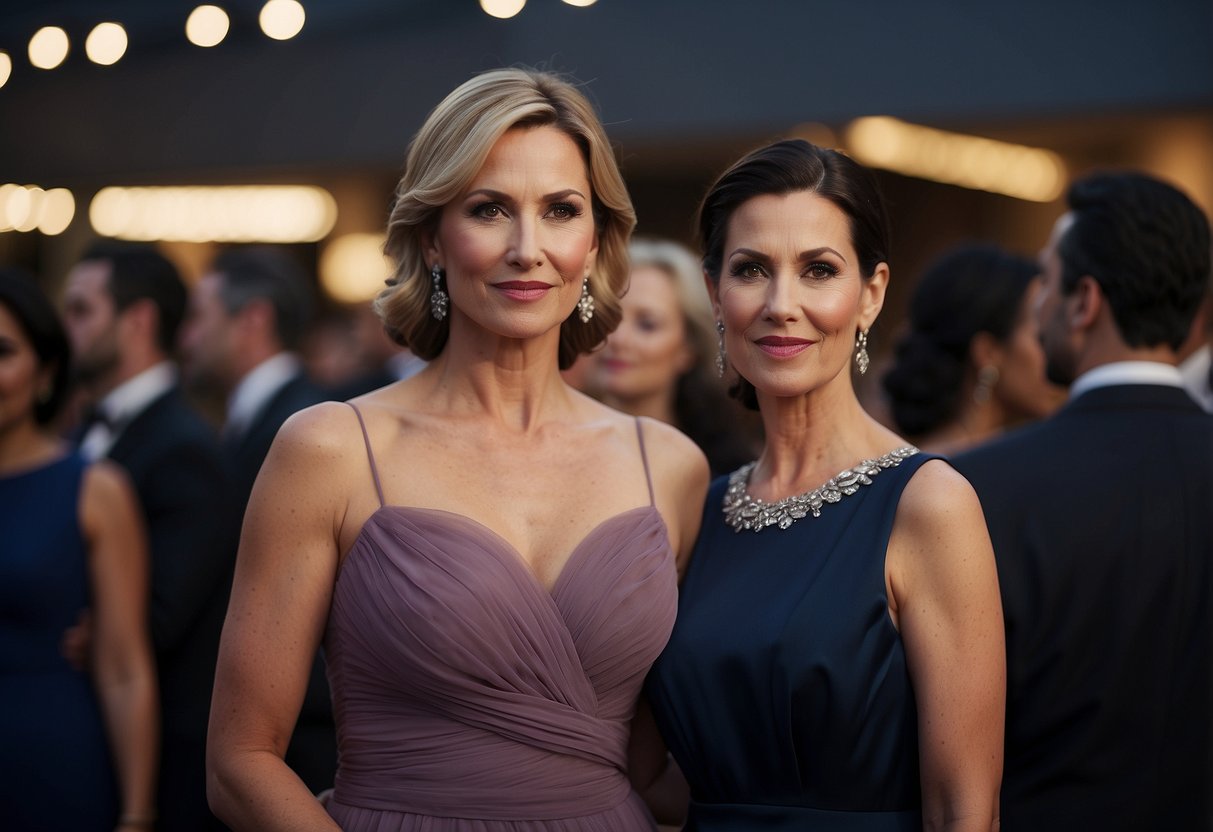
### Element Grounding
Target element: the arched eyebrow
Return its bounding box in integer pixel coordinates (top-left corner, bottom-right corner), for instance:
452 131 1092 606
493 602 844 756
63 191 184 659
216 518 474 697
464 188 587 203
727 246 847 264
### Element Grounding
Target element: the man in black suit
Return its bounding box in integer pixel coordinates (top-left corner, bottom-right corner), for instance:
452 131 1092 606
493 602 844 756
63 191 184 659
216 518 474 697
954 173 1212 831
62 241 240 832
179 246 337 795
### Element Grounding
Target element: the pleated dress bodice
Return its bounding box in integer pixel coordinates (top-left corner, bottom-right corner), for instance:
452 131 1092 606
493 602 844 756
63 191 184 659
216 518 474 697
324 408 675 831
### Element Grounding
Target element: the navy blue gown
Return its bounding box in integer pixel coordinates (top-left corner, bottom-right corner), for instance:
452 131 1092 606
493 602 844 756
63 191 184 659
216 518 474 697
0 453 119 831
647 450 935 831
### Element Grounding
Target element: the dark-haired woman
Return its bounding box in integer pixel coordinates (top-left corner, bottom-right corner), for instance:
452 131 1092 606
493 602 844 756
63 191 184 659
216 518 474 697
0 270 158 831
882 244 1066 454
644 141 1005 831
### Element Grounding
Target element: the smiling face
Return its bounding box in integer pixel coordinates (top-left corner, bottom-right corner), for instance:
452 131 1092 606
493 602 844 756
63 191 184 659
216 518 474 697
596 264 694 405
424 125 599 351
710 189 886 402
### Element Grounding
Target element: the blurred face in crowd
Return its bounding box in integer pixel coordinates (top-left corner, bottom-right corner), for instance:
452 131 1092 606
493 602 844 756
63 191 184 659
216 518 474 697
596 265 693 404
61 260 121 389
1036 213 1080 386
424 125 599 347
179 273 238 395
712 189 885 401
995 279 1068 418
0 302 46 433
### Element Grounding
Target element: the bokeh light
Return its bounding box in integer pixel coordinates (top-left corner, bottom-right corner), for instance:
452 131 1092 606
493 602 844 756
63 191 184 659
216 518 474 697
260 0 307 41
481 0 526 19
0 52 12 89
85 22 129 66
29 27 70 70
319 232 392 303
186 5 230 48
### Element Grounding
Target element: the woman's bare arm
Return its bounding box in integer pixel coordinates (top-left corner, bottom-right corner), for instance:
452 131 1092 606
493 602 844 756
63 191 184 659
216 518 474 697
889 460 1005 832
207 404 357 831
82 461 159 829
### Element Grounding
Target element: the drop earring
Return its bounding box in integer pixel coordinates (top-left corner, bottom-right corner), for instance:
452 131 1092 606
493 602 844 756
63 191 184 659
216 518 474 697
576 276 595 323
854 329 870 375
429 264 449 321
715 320 727 377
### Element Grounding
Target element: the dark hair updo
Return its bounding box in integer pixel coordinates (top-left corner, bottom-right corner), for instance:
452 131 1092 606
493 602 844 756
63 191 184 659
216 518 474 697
881 244 1038 436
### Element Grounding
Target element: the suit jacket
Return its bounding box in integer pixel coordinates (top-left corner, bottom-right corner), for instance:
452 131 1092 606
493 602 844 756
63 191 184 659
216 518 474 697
221 368 338 793
954 384 1213 831
224 371 328 510
104 385 240 830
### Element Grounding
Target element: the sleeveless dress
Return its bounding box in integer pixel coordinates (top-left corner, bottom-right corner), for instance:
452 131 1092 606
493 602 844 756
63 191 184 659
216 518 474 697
0 453 119 831
646 450 936 831
324 407 675 831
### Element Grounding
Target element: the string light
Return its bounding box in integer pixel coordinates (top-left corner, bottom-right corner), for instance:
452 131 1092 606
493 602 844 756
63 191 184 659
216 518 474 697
0 185 76 235
186 5 230 48
481 0 526 19
85 22 129 66
28 26 70 70
260 0 306 41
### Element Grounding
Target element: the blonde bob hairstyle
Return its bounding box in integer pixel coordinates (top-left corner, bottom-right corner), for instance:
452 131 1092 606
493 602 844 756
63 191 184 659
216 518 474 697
375 68 637 370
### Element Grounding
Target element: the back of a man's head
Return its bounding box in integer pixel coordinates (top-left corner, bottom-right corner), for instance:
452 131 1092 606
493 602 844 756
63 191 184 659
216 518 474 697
210 247 314 352
1058 172 1211 351
81 240 186 355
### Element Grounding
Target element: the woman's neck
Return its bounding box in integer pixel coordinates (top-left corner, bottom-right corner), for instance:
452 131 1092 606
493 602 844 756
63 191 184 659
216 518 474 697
0 421 63 475
749 380 901 501
420 329 578 432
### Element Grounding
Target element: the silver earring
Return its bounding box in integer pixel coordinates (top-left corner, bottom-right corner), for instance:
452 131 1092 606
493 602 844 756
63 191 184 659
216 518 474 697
854 329 870 375
973 365 1000 404
576 276 595 323
715 320 727 377
429 264 448 321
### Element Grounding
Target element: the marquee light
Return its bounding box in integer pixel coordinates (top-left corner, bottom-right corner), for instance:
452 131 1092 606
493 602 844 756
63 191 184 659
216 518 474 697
89 185 337 243
844 116 1066 202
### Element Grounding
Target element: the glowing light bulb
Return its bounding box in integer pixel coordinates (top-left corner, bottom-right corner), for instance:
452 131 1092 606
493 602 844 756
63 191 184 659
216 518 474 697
29 27 70 70
260 0 306 41
85 22 128 66
481 0 526 19
0 52 11 89
186 5 230 48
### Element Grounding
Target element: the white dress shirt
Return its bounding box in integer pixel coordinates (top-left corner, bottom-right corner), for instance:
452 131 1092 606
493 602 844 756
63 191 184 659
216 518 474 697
80 362 177 461
1068 361 1185 401
224 352 303 439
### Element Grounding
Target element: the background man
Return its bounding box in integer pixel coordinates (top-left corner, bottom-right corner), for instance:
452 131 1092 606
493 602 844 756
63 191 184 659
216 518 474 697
955 172 1212 831
63 240 239 831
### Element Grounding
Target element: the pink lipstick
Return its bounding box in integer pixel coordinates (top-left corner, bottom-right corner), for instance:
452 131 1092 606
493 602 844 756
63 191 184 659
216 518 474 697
493 281 552 301
755 336 815 357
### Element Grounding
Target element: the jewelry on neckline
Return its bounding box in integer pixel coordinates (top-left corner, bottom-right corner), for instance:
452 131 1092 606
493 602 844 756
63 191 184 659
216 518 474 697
722 446 919 533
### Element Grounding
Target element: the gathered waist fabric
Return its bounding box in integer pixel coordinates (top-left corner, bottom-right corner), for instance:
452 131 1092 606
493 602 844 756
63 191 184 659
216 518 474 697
333 712 632 819
688 800 921 831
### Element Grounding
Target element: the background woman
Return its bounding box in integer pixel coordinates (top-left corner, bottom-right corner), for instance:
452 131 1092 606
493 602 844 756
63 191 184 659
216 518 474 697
645 140 1005 831
592 238 761 474
881 244 1066 454
207 69 708 831
0 269 158 832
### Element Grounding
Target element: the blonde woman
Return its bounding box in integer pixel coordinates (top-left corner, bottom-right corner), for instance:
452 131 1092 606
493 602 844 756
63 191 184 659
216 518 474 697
207 69 708 831
593 239 761 474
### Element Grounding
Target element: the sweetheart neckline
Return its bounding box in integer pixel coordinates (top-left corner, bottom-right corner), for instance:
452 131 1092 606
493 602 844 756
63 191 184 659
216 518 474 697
341 503 667 597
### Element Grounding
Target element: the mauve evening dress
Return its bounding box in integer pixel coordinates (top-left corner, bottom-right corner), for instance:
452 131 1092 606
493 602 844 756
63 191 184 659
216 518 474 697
323 405 674 831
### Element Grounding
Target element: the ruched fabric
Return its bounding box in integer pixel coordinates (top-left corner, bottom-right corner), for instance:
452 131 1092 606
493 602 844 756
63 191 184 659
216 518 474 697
324 407 674 831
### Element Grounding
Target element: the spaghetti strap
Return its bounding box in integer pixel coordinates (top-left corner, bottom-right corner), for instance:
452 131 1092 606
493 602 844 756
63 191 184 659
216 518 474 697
346 402 385 508
634 418 656 507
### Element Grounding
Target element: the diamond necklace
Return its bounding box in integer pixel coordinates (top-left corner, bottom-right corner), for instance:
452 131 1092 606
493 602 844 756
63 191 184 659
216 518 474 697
722 446 920 533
